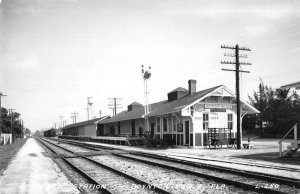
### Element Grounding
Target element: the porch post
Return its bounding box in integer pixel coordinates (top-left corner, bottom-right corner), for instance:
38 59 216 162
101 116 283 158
193 117 195 148
160 116 163 139
171 114 173 141
294 124 298 148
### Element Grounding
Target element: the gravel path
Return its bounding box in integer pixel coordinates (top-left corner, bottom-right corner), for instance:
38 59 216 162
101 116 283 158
120 154 298 193
67 157 157 194
89 155 245 194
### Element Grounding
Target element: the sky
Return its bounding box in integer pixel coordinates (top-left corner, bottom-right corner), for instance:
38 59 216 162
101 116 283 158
0 0 300 131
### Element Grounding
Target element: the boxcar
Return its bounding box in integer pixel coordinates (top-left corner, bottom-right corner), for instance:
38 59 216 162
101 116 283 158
44 129 56 137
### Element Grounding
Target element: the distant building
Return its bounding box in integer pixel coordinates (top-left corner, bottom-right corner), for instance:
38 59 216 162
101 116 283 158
62 116 110 136
280 81 300 92
98 79 259 147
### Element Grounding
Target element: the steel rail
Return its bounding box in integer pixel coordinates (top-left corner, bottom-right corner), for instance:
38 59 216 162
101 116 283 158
54 138 300 176
39 137 171 194
130 152 300 187
166 153 300 172
49 137 300 193
115 153 288 194
35 137 110 194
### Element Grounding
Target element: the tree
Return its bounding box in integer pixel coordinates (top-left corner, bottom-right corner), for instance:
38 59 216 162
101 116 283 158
246 79 300 137
25 128 31 135
0 108 15 134
247 79 275 136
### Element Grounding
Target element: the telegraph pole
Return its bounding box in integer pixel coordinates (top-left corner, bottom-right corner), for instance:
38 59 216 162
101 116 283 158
63 120 67 127
98 110 102 118
221 44 251 149
0 92 7 130
59 116 63 129
108 98 122 116
71 112 79 123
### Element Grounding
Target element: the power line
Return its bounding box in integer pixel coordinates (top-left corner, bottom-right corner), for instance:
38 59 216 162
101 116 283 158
221 44 252 150
71 111 79 124
108 98 122 116
58 115 63 129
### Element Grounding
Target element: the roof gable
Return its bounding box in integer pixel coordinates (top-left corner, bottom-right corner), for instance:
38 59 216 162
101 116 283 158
181 85 260 114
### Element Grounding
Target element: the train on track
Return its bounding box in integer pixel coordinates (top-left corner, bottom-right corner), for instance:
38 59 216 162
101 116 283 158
44 128 56 137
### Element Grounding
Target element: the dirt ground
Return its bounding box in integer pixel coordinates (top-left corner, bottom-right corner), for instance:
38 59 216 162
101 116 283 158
0 138 28 175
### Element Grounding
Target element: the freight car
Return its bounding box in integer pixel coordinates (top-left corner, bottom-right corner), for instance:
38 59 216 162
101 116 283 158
44 128 56 137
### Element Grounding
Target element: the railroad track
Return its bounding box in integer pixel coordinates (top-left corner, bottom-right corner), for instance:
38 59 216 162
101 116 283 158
46 137 300 194
36 137 171 194
168 153 300 173
52 138 300 173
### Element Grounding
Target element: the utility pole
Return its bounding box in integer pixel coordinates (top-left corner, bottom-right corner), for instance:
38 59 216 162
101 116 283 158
98 110 102 118
63 120 67 127
21 119 24 138
71 112 79 123
108 98 122 116
59 116 63 129
20 119 23 138
0 92 7 130
8 109 15 143
221 44 251 149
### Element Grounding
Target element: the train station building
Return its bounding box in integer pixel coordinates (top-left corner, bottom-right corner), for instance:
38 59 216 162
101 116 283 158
62 116 110 136
97 79 259 147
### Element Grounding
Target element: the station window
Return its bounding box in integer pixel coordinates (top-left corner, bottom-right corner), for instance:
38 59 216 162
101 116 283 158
203 113 209 130
157 117 161 132
163 117 168 132
228 114 233 129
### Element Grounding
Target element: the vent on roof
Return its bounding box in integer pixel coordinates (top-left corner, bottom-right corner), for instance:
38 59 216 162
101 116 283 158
128 102 143 111
167 87 188 102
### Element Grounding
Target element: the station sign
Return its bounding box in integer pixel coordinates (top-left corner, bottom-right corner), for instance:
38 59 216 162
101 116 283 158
210 108 226 112
205 104 232 109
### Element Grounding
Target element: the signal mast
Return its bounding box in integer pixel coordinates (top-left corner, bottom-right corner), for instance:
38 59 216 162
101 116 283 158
141 65 151 133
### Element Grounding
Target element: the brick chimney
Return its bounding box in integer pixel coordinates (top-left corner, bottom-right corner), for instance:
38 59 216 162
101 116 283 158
188 79 197 95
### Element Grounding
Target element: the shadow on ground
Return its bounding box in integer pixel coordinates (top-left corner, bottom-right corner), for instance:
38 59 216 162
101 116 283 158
234 151 300 165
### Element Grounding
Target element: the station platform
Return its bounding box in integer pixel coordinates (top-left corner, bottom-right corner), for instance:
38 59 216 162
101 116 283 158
0 138 79 194
57 137 300 180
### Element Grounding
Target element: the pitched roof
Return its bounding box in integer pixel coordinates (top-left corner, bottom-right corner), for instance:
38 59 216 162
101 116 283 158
146 85 222 117
99 85 222 124
62 116 109 129
280 81 300 89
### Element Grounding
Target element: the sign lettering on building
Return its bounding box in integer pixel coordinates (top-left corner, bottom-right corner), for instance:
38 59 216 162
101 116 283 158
210 108 226 112
205 104 232 109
